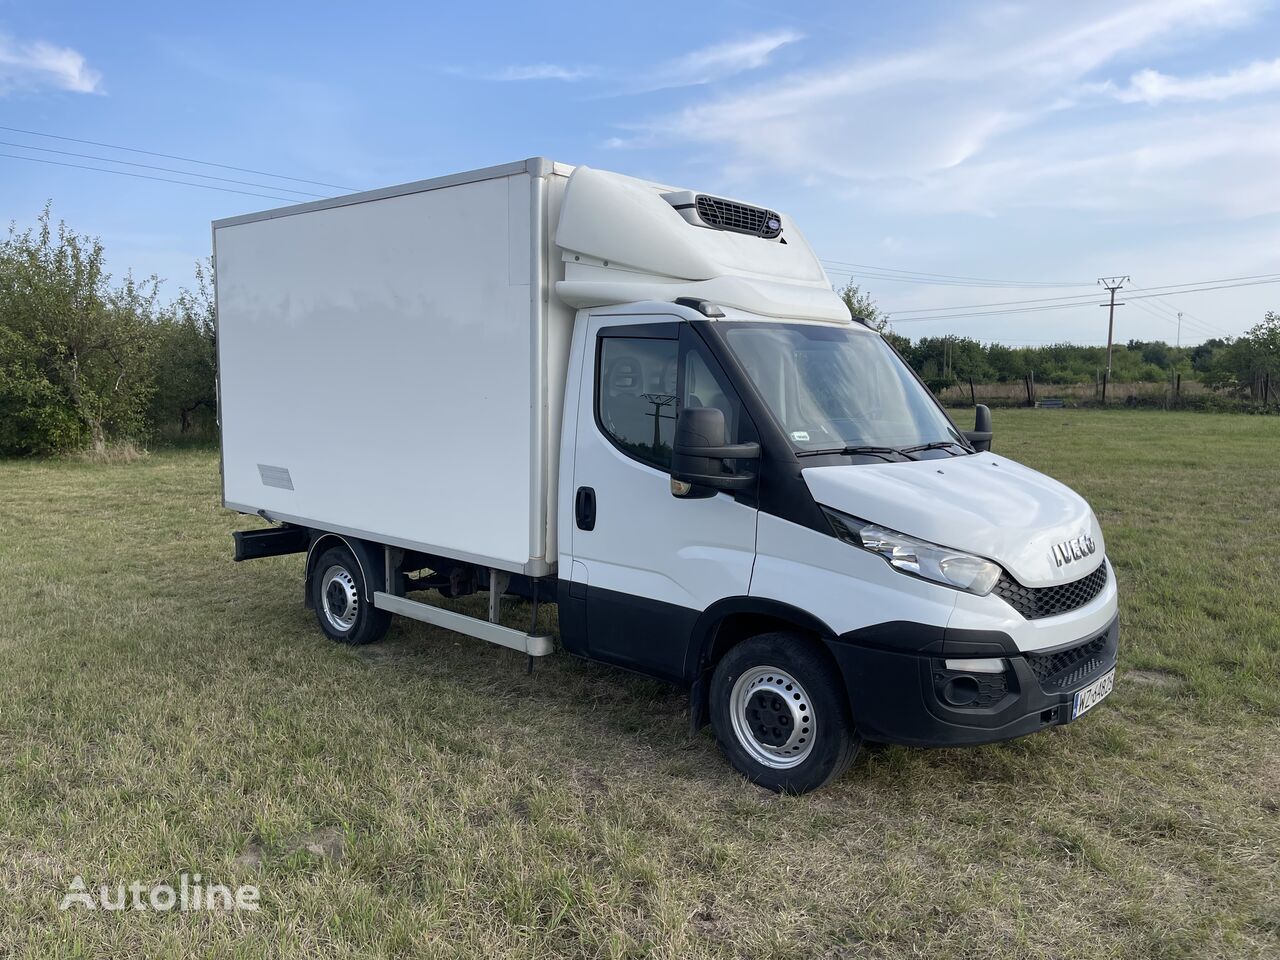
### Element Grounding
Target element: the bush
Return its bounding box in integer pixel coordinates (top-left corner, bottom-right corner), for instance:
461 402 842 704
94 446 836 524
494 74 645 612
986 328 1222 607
0 208 217 456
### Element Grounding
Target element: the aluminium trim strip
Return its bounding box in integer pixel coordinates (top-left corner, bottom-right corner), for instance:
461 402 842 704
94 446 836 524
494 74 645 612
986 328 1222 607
372 592 555 656
211 224 227 507
212 157 563 229
223 502 555 577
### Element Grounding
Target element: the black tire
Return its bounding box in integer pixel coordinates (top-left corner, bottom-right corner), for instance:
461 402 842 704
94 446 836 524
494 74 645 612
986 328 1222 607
309 544 391 646
710 632 860 794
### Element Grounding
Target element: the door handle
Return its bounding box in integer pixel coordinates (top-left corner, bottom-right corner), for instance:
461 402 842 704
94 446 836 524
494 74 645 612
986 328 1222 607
575 486 596 531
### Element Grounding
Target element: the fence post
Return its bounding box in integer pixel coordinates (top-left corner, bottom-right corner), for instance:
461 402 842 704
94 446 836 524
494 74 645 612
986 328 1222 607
1101 369 1108 406
969 377 976 407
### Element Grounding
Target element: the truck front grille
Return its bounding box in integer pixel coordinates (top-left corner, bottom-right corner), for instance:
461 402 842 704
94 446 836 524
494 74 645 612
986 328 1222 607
1026 633 1111 690
695 195 783 239
994 561 1108 620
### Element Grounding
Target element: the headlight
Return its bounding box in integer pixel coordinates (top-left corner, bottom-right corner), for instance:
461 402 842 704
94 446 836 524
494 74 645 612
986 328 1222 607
823 508 1002 596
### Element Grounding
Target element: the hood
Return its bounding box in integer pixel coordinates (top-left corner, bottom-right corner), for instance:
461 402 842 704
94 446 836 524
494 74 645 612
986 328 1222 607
802 453 1104 588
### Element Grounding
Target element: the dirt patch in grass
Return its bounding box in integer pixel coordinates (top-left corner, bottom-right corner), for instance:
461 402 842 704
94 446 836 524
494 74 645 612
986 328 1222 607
1125 668 1181 688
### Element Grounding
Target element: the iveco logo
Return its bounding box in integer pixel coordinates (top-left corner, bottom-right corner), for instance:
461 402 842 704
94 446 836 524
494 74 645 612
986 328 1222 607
1052 534 1096 567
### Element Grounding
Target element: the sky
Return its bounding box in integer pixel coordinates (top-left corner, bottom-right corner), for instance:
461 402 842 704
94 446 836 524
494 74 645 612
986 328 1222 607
2 0 1279 346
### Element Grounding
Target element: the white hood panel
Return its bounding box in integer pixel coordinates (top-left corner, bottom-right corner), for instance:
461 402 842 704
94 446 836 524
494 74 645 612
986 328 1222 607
802 454 1105 588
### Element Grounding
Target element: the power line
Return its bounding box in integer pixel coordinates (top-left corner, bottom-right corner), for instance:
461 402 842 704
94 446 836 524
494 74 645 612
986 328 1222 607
891 302 1104 323
0 139 332 199
1125 277 1232 338
0 153 304 203
821 257 1091 288
886 275 1280 322
1126 278 1280 301
825 267 1088 289
1128 272 1280 293
1129 295 1222 340
886 290 1102 315
0 124 359 192
1124 306 1213 347
823 267 1089 289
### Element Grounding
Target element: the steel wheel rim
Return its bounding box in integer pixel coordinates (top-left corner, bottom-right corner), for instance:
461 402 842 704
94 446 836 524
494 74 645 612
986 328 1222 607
320 564 359 633
729 665 816 769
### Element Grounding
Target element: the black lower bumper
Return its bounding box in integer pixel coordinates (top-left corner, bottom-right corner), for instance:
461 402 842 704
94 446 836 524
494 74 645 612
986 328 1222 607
826 614 1120 747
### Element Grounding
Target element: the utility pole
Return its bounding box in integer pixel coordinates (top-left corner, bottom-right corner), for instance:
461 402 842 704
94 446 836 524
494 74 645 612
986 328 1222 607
1097 276 1128 377
1176 311 1182 349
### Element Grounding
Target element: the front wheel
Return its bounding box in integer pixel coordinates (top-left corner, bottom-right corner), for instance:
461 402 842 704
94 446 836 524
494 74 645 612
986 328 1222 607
710 633 860 793
309 544 390 645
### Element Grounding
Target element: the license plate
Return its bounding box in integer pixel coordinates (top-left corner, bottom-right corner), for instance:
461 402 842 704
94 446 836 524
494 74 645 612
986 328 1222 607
1071 669 1115 720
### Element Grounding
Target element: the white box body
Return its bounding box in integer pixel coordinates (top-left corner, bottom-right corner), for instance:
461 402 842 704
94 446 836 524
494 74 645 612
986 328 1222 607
214 159 574 575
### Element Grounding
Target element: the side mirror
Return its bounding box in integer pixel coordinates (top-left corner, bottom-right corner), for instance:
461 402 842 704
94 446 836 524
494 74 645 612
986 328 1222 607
964 403 993 452
671 407 760 497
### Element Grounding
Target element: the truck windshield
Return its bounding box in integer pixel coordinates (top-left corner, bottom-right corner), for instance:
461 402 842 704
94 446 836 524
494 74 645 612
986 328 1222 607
721 323 965 455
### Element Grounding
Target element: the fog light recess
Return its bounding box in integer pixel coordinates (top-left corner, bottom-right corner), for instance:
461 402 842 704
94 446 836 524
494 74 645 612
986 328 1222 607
942 675 981 706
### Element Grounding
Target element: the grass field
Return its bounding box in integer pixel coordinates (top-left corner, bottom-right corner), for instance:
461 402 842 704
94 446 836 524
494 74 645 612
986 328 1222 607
1 409 1277 959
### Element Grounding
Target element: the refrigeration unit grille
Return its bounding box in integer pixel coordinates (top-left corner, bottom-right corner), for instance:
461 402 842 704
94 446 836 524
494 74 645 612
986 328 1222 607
694 195 784 239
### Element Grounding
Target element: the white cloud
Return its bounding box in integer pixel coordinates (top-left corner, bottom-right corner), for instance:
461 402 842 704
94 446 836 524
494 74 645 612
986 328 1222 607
478 30 800 93
486 63 594 82
633 30 803 92
617 0 1272 219
0 33 102 95
1109 58 1280 103
886 102 1280 219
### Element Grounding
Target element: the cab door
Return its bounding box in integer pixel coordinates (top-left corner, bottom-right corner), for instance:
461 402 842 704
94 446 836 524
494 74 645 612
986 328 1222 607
567 314 758 682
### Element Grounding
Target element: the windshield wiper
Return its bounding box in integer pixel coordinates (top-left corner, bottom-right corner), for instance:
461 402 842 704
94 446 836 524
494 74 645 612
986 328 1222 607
900 440 969 455
797 443 962 461
835 445 912 462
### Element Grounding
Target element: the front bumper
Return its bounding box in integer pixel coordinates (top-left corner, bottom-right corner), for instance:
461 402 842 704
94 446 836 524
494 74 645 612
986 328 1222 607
826 613 1120 747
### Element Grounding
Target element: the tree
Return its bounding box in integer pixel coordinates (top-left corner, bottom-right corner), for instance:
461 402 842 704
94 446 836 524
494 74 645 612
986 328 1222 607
836 281 884 329
148 258 217 435
1200 313 1278 398
1126 338 1175 370
1236 312 1279 398
1190 338 1230 373
0 207 158 455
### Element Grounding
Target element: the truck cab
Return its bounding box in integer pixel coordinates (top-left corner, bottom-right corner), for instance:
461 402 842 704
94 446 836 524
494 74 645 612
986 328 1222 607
555 299 1117 792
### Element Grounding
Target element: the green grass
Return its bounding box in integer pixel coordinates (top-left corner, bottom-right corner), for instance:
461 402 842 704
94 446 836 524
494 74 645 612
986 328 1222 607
0 409 1277 959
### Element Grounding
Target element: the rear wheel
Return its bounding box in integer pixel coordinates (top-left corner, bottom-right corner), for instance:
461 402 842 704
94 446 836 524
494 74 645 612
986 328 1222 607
710 632 859 793
309 544 390 645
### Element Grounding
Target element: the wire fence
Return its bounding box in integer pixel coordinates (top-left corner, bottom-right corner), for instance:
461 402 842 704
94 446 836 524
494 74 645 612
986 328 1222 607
937 377 1275 411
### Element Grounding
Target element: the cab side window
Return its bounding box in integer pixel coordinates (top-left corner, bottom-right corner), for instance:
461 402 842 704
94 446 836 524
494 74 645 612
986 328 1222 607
597 336 679 470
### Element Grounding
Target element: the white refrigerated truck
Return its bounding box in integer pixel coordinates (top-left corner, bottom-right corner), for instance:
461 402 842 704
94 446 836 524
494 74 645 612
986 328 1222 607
215 159 1118 792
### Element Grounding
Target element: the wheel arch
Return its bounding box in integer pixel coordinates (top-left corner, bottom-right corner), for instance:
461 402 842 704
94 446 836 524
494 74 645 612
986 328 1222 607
685 597 839 732
303 532 385 608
